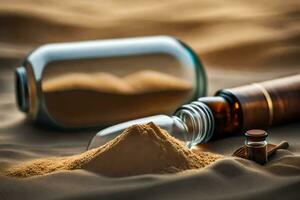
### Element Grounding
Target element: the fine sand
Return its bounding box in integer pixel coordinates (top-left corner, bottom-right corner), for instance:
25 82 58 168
4 123 221 178
0 0 300 200
42 71 192 126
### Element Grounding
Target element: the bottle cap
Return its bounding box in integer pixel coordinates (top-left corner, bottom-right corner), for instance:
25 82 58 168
245 129 268 140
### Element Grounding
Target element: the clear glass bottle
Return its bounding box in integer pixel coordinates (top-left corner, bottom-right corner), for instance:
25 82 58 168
88 75 300 149
15 36 207 129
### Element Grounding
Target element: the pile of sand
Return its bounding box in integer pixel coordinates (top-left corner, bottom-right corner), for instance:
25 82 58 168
5 122 221 178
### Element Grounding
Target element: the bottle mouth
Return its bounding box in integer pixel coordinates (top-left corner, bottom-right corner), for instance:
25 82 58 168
15 66 29 112
174 101 215 145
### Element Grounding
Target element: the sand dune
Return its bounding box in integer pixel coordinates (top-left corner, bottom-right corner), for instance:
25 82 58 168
43 70 192 93
0 0 299 70
41 70 193 126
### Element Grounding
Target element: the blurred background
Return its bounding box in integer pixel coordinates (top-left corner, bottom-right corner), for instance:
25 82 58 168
0 0 299 96
0 0 299 169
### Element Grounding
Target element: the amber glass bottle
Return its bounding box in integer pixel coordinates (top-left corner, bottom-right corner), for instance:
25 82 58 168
175 74 300 144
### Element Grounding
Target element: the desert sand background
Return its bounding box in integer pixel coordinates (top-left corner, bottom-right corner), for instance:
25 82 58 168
1 0 300 88
0 1 299 200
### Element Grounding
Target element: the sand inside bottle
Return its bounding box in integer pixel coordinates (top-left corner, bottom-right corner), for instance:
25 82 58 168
42 70 193 126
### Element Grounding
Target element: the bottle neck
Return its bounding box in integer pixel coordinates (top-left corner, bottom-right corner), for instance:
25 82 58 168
173 100 215 146
173 95 242 145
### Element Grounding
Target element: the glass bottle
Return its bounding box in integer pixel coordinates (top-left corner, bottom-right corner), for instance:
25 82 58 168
15 36 206 129
245 129 268 165
88 74 300 149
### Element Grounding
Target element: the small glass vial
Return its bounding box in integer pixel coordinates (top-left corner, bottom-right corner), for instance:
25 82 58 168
245 129 268 165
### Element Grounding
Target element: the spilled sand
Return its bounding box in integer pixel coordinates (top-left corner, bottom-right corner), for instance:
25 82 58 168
4 123 221 178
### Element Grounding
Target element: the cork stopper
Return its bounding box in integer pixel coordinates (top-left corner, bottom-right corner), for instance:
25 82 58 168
245 129 268 140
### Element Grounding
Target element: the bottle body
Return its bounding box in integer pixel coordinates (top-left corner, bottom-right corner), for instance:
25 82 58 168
15 36 207 129
218 75 300 130
244 129 268 165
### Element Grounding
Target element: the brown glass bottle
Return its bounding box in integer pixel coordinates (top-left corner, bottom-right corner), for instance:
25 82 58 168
174 74 300 143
